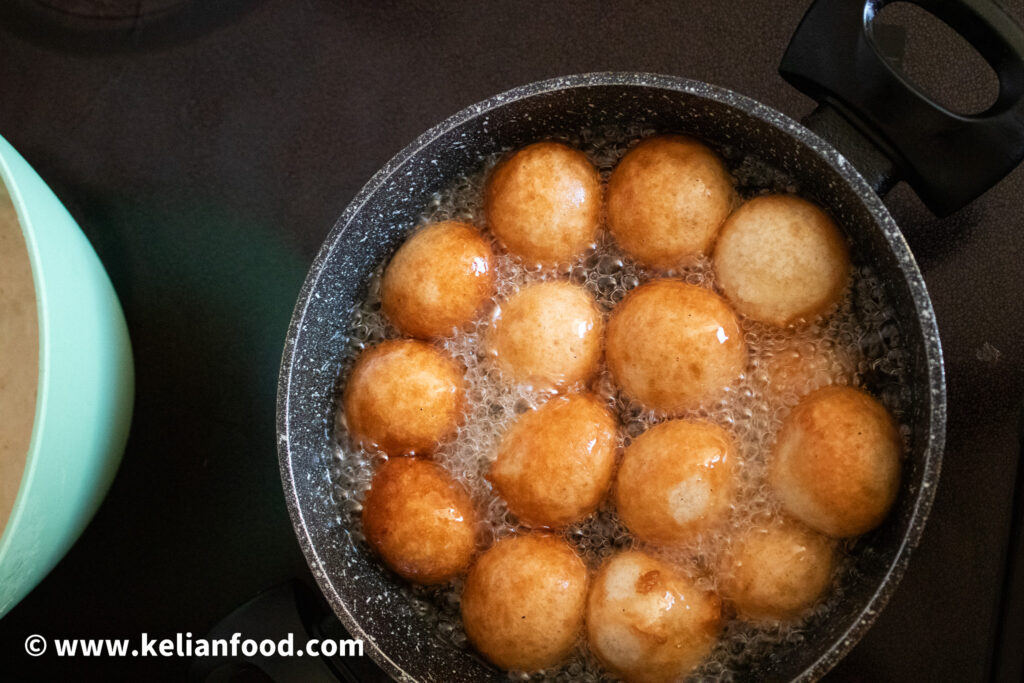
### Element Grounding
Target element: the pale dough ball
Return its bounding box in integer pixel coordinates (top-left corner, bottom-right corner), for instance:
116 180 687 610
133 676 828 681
487 280 603 391
362 457 477 585
607 135 736 270
461 534 588 672
490 393 617 528
713 194 851 326
615 420 739 546
381 220 495 338
587 550 722 682
342 339 465 455
718 516 835 621
606 280 746 414
484 141 602 265
770 386 902 537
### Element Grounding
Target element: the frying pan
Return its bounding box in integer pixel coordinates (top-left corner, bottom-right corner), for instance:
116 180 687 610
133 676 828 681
277 0 1024 679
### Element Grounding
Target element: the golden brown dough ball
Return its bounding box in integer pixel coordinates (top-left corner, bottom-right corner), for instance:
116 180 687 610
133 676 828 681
615 420 739 546
587 550 721 682
769 386 902 537
484 141 601 266
757 337 855 403
713 194 851 326
461 534 588 672
381 220 495 338
361 457 477 585
606 280 746 414
342 339 465 455
487 280 603 391
489 393 617 528
718 516 835 621
607 135 736 270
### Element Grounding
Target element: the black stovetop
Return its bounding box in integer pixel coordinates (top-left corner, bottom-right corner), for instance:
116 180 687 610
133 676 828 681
0 1 1021 681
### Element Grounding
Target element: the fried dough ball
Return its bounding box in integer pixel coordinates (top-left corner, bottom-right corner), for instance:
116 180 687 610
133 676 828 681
484 141 601 265
770 386 902 537
607 135 736 270
487 280 603 391
342 339 465 455
615 420 739 546
361 457 477 585
713 194 851 326
757 337 855 403
606 280 746 414
587 550 722 682
490 393 617 528
381 221 495 338
461 534 588 672
718 517 835 621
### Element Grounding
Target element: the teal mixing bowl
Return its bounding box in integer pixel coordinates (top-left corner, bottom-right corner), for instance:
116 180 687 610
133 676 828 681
0 134 134 618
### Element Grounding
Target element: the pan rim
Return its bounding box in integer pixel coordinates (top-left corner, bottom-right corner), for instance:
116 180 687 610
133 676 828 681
276 71 946 683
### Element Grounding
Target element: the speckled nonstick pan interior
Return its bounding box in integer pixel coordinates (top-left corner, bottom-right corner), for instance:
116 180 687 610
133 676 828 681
277 72 949 682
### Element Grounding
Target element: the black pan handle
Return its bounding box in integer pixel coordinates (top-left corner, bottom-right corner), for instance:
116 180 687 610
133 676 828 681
779 0 1024 216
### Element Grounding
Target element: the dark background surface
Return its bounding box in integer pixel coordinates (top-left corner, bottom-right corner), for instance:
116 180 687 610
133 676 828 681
0 0 1022 681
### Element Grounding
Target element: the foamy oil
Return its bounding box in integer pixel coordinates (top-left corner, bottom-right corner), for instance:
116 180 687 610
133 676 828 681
326 126 912 682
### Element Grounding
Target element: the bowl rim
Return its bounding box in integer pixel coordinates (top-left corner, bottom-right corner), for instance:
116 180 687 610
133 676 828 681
0 145 52 551
276 71 947 682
